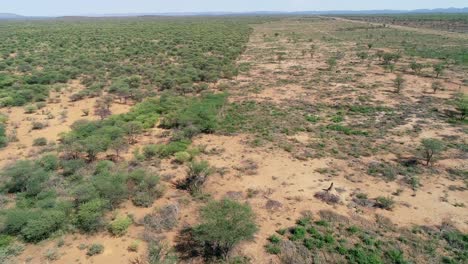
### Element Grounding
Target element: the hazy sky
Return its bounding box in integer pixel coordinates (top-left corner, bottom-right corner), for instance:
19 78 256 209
2 0 467 16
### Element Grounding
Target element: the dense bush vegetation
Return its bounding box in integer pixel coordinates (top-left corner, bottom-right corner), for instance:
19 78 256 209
0 18 253 106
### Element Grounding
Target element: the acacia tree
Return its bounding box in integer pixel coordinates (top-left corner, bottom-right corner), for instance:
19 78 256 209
109 137 129 159
193 199 257 259
420 138 445 166
433 63 445 78
124 121 143 144
410 61 423 75
394 74 405 93
94 97 113 120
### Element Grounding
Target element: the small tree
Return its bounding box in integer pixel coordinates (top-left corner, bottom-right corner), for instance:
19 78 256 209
193 199 257 259
94 104 111 120
176 160 212 195
431 81 443 94
109 137 129 158
455 94 467 120
420 138 445 166
327 56 337 71
410 61 423 75
393 74 405 93
124 121 143 144
433 63 445 78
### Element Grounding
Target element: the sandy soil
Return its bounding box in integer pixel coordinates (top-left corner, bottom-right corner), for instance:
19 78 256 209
0 80 131 167
9 17 468 264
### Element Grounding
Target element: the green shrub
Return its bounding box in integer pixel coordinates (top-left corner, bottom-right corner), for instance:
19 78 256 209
268 235 281 244
3 209 41 235
128 170 161 207
31 121 46 130
87 243 104 256
94 160 115 175
265 244 281 254
20 210 66 242
0 235 14 248
375 196 395 210
174 151 192 163
128 240 140 252
32 137 47 146
176 160 212 195
75 199 107 233
193 199 257 259
454 94 467 120
143 140 191 159
36 154 59 171
60 159 86 176
290 226 306 241
108 216 132 236
24 105 37 114
92 172 128 208
2 160 49 197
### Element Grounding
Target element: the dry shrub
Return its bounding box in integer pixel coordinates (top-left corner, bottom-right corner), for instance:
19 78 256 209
318 210 350 225
314 191 340 204
234 159 258 175
279 240 313 264
143 204 179 233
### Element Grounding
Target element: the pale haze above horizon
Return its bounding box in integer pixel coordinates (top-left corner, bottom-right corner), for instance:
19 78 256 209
1 0 467 16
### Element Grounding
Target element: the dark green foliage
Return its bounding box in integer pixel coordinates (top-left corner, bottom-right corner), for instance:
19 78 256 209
36 154 59 171
442 230 468 261
0 123 7 148
326 124 368 136
193 199 257 259
454 94 467 121
20 210 66 242
2 160 50 197
263 213 465 263
159 93 228 138
127 169 161 207
0 18 252 106
2 209 65 242
60 159 86 176
91 171 128 209
290 226 307 241
143 139 191 159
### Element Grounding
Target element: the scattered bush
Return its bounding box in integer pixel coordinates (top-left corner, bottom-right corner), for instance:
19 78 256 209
432 81 443 93
419 138 445 166
314 191 341 204
87 243 104 256
75 198 107 233
32 137 47 146
108 216 132 236
128 169 161 207
143 204 179 233
31 121 47 130
393 74 405 93
375 196 395 210
176 160 212 195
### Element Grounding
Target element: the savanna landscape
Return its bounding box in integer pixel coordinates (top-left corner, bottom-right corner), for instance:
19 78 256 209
0 13 467 264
